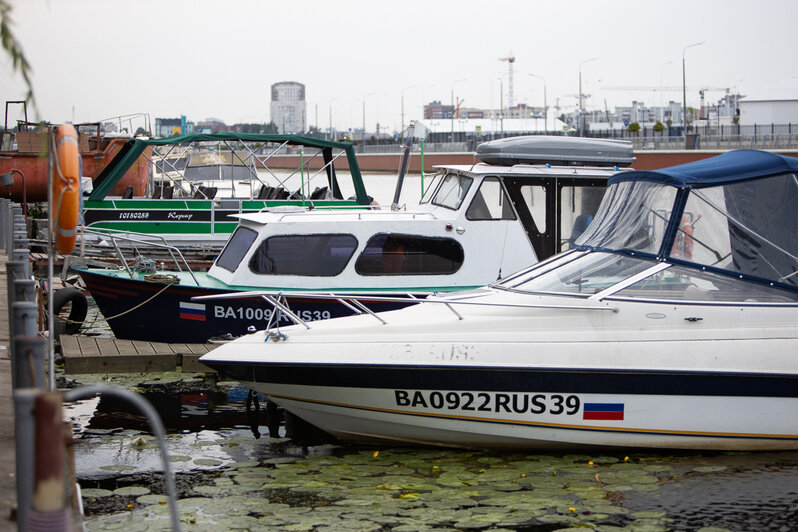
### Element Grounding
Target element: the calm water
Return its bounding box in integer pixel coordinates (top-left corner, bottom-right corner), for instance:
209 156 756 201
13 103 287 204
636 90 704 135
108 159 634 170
62 370 798 532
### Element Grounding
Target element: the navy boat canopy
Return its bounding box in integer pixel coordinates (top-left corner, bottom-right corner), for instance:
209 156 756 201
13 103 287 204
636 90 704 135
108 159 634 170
609 149 798 188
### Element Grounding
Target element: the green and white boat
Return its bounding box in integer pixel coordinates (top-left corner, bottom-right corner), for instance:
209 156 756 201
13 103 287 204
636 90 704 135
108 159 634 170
81 133 373 251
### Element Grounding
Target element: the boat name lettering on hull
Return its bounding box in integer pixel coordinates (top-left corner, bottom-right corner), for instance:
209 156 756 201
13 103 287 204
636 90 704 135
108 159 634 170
394 390 580 415
213 305 331 322
167 212 193 220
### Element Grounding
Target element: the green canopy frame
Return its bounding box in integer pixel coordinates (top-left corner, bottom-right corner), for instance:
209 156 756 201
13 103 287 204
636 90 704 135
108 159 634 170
88 133 369 204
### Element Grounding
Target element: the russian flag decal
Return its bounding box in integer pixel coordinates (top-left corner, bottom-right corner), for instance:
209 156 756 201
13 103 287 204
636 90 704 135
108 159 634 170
583 402 624 421
179 301 206 321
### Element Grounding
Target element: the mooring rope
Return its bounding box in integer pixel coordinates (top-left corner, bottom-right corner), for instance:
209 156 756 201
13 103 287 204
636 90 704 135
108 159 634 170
48 274 179 326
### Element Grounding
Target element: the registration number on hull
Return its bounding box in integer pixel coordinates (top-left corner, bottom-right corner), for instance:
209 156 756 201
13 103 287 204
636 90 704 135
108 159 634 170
394 390 581 416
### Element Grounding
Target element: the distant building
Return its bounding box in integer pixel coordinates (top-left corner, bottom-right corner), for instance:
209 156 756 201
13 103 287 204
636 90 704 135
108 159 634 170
424 101 455 119
195 118 229 134
155 116 193 137
739 77 798 125
270 81 306 134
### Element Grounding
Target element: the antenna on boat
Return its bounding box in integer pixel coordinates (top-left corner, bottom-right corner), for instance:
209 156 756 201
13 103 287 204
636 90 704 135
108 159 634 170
391 121 426 211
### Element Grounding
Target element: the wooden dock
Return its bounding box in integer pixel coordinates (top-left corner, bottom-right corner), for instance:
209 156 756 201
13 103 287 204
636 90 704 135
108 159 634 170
60 335 218 374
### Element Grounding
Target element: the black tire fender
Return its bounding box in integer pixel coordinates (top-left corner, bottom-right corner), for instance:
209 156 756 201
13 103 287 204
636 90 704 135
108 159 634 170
52 286 88 336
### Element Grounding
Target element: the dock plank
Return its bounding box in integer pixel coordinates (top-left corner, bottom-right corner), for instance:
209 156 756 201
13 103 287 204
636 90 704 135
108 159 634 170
186 343 211 355
61 335 216 374
149 342 177 355
60 335 81 357
114 340 136 356
131 341 156 355
95 338 119 356
78 337 101 356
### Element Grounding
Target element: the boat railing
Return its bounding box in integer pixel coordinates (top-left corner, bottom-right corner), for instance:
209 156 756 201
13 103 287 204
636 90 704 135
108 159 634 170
75 226 200 285
192 290 618 330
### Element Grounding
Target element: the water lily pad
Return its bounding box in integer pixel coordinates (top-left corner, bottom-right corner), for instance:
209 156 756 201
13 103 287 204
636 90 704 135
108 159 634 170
167 455 191 462
113 486 150 496
693 465 727 473
135 494 168 505
81 488 114 498
194 458 223 466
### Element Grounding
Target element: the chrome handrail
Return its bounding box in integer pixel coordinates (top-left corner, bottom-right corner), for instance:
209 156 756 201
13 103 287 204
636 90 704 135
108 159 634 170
76 226 200 285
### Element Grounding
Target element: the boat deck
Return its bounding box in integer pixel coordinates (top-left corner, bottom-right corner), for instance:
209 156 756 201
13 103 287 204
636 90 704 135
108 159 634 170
60 335 217 374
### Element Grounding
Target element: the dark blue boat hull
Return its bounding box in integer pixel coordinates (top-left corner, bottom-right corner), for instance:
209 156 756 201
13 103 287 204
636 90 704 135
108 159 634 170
78 270 412 343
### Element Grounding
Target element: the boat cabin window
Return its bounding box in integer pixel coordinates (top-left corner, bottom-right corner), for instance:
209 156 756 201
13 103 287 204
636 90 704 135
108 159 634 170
466 177 516 220
419 173 443 204
560 186 607 252
516 185 547 232
431 173 473 210
355 233 464 275
248 234 358 276
215 226 259 272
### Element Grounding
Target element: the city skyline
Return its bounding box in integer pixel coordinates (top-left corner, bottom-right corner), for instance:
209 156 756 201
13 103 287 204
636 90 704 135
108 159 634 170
1 0 796 134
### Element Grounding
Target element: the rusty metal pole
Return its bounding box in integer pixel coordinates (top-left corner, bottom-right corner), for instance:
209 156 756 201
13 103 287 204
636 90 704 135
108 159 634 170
29 392 72 530
12 335 46 389
13 389 38 532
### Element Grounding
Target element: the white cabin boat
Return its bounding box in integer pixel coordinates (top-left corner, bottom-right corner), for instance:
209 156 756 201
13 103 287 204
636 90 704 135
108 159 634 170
76 136 633 343
200 149 798 450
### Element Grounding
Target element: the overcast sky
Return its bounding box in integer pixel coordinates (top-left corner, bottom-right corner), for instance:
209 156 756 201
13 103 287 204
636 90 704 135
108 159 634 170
2 0 796 133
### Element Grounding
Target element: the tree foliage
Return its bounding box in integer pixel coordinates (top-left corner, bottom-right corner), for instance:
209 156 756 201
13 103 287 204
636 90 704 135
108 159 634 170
653 121 665 133
1 1 36 113
627 121 641 134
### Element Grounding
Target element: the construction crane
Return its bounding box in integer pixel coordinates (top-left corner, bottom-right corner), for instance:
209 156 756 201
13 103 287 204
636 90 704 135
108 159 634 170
499 54 516 111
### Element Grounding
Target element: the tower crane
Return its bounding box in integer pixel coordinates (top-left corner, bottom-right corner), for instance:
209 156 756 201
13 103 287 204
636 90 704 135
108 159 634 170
499 54 516 111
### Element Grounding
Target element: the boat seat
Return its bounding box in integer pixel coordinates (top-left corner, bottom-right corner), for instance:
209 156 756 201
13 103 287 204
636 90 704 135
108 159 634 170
162 185 174 199
310 186 329 200
193 186 218 199
569 213 593 242
122 185 134 199
257 185 274 199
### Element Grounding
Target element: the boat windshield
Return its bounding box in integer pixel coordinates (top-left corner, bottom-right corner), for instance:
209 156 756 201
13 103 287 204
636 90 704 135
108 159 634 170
499 251 798 303
431 173 473 210
573 180 678 256
575 173 798 289
419 173 443 204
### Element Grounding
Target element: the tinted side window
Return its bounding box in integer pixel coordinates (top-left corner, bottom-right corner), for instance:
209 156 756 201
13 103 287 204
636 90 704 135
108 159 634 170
355 234 464 276
215 226 258 272
248 234 358 276
466 177 517 220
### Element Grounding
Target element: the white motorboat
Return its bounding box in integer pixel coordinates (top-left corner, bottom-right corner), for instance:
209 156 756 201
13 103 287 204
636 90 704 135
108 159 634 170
76 136 631 342
200 149 798 450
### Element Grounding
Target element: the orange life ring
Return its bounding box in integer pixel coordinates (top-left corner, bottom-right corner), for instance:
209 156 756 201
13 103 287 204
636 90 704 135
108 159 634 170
671 214 694 260
52 124 80 254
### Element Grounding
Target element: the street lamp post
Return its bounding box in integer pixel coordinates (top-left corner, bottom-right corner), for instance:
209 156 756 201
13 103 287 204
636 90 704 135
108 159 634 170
328 98 339 140
578 57 599 137
660 61 672 122
529 73 547 134
682 41 705 146
450 78 466 144
401 85 416 139
362 92 376 152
